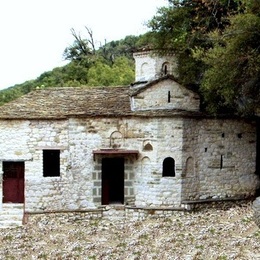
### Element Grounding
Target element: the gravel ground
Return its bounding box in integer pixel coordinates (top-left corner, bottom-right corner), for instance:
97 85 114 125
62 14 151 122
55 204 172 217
0 201 259 260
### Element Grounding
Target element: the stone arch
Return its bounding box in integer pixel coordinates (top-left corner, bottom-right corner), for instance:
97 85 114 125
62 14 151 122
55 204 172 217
141 62 148 76
141 156 151 175
143 140 153 151
185 156 194 176
110 131 123 148
162 62 170 76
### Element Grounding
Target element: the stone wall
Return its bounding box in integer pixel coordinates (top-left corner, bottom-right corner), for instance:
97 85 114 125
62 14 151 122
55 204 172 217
0 120 31 161
133 51 178 81
0 116 185 211
0 116 258 213
131 80 200 112
73 116 184 208
19 120 71 212
133 118 183 207
182 118 258 201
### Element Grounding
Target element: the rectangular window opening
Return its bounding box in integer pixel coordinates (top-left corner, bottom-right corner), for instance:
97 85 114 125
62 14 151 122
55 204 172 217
43 150 60 177
220 155 223 169
168 91 171 103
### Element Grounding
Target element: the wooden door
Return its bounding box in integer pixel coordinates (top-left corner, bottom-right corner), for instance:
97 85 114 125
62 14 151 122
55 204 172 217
3 162 24 203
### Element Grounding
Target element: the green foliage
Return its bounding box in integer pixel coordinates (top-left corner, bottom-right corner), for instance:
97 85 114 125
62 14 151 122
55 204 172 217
148 0 243 90
148 0 259 115
87 59 114 86
2 1 259 116
110 57 135 85
200 10 260 115
0 81 32 106
87 57 134 86
98 35 142 63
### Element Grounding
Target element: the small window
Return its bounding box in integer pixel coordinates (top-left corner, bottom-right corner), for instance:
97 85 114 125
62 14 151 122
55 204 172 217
43 150 60 177
162 157 175 177
168 91 171 103
162 62 170 76
164 64 168 74
220 154 223 169
237 133 242 139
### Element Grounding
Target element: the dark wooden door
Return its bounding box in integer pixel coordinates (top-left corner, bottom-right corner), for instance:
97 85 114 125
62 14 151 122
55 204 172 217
3 162 24 203
102 158 124 205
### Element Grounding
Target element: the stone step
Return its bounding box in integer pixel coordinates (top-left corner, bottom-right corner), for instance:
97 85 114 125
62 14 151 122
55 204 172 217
2 203 24 209
0 220 23 228
1 208 24 215
0 203 24 228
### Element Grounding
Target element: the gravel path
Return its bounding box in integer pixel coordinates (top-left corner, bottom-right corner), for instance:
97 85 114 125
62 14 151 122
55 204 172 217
0 201 259 259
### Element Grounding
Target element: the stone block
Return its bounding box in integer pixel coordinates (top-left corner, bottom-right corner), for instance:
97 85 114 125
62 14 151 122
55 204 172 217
93 197 101 203
93 181 101 187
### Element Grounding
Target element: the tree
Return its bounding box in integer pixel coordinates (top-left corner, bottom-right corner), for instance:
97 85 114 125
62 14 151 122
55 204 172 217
198 0 260 115
147 0 260 115
63 27 97 68
98 35 141 64
147 0 244 89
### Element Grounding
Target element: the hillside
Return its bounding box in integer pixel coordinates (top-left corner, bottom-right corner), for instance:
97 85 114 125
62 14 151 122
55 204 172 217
0 200 259 259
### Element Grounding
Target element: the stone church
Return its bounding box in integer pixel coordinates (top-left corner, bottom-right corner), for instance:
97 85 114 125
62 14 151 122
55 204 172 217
0 50 259 216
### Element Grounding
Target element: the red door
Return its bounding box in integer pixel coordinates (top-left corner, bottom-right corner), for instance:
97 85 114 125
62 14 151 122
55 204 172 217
3 162 24 203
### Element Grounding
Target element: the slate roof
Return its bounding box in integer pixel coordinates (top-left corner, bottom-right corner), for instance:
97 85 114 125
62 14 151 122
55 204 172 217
0 87 131 119
0 85 203 120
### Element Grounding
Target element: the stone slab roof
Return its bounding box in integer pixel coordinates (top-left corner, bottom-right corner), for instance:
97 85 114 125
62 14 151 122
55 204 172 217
0 86 203 120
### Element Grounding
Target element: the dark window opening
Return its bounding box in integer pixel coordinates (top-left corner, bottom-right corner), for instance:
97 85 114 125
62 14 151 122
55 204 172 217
162 62 170 76
168 91 171 103
43 150 60 177
205 148 207 152
162 157 175 177
237 133 242 138
164 64 168 75
222 133 225 138
220 155 223 169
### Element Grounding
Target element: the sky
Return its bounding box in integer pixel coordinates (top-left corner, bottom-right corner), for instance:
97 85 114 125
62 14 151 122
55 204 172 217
0 0 168 90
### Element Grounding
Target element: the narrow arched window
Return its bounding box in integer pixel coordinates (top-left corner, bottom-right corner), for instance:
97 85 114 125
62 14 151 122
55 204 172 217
162 62 170 76
164 64 168 74
162 157 175 177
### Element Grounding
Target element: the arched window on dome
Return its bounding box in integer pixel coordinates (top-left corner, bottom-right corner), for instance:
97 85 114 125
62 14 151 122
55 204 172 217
162 62 170 76
141 62 148 76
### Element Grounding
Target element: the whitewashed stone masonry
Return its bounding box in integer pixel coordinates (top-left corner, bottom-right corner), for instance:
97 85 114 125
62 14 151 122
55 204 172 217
0 50 258 214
